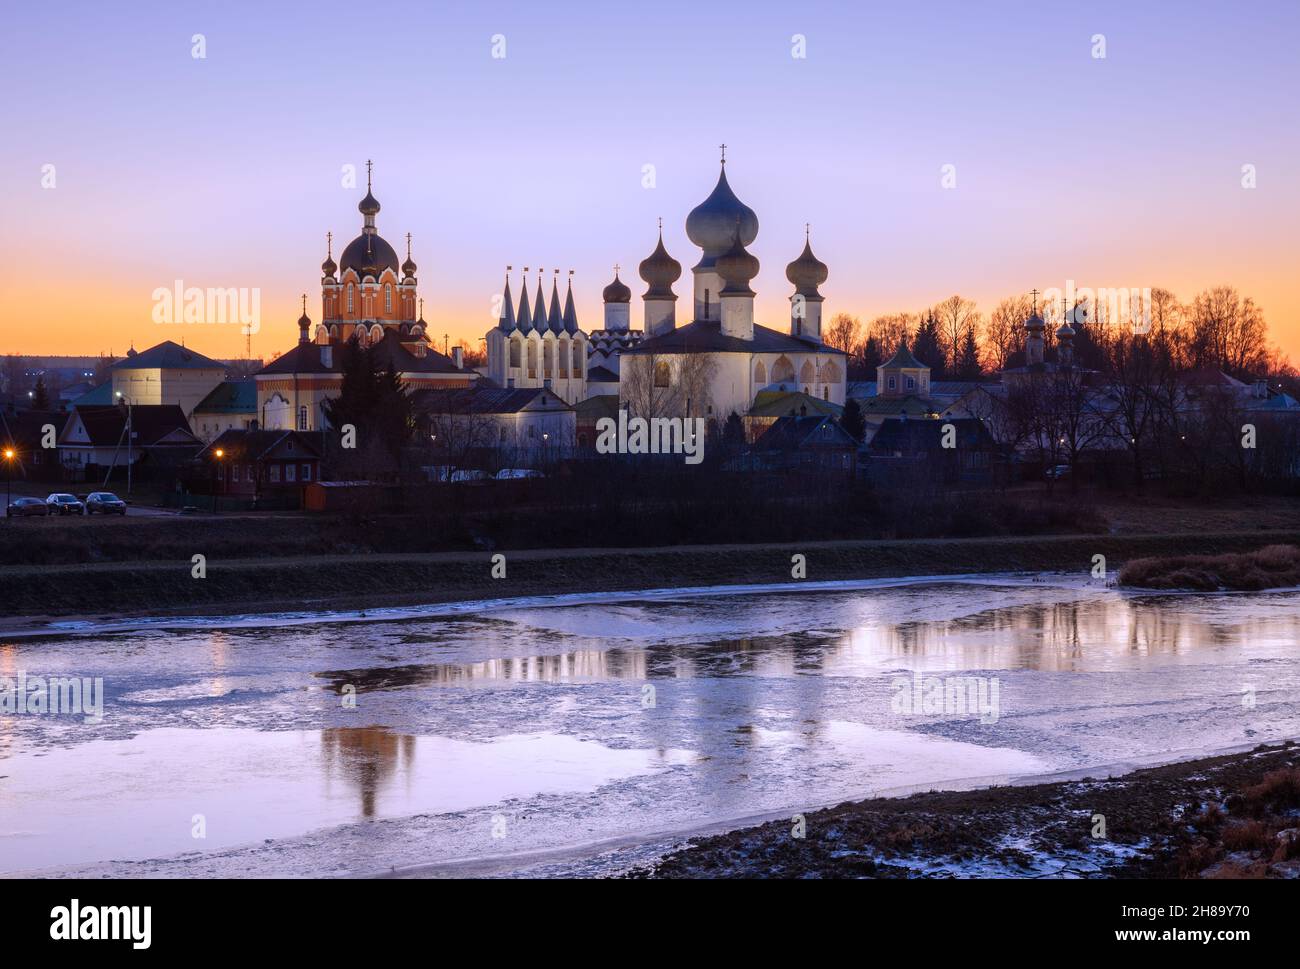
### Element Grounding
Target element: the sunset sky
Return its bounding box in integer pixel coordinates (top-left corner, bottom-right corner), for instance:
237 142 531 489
2 0 1297 363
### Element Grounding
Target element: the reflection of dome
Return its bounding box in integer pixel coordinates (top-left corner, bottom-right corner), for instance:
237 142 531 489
602 271 631 303
339 233 400 278
716 230 759 296
638 232 681 300
686 165 758 263
785 237 828 297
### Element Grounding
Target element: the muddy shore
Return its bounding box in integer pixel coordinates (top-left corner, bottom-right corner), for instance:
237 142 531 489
3 529 1299 630
627 742 1300 878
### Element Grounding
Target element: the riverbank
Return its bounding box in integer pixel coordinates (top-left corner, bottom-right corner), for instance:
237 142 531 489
628 742 1300 878
4 529 1300 630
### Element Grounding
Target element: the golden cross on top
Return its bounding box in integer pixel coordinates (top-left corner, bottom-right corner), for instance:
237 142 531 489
326 231 332 256
614 264 620 275
365 159 373 190
719 143 727 164
1030 287 1039 311
300 293 307 313
805 222 810 240
406 232 412 258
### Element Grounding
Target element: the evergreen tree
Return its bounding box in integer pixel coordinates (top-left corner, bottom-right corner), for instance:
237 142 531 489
860 335 884 375
840 398 866 442
722 411 745 452
32 375 49 409
911 312 944 376
956 327 982 379
321 340 413 478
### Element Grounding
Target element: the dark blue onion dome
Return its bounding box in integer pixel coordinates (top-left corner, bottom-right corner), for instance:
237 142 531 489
785 236 828 297
602 270 631 304
321 254 337 276
402 254 417 277
339 233 399 278
639 231 681 300
358 190 380 216
716 227 760 296
686 164 758 265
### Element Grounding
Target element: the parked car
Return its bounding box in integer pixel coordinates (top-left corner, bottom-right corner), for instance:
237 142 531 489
1044 464 1072 480
6 496 51 518
45 493 86 515
496 468 544 480
449 469 491 483
86 491 128 515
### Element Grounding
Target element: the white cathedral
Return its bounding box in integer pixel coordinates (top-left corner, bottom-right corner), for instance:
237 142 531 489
484 154 847 424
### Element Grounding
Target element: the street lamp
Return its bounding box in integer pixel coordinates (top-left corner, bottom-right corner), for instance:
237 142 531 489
212 448 224 515
115 391 134 496
3 447 14 514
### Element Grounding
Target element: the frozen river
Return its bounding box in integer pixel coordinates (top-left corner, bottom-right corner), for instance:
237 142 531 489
2 574 1299 877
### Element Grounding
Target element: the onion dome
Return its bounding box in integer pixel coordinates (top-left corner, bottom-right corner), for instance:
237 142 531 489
297 295 311 343
339 233 399 278
358 190 380 217
686 163 758 265
321 232 337 277
639 229 681 300
1025 309 1046 331
1056 320 1075 339
321 255 337 277
716 227 760 296
402 233 417 277
785 233 828 298
602 271 631 303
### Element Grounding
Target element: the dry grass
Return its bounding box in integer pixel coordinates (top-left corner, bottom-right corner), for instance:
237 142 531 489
1119 544 1300 591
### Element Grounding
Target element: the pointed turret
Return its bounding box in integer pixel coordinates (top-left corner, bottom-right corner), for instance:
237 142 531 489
547 272 563 333
498 267 516 331
517 268 533 332
562 272 579 334
532 270 547 333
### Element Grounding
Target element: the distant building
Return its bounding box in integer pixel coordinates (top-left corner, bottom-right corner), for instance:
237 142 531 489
58 403 202 480
412 386 575 473
868 416 1005 484
192 379 257 442
197 429 324 499
747 414 858 473
109 341 227 424
484 267 589 404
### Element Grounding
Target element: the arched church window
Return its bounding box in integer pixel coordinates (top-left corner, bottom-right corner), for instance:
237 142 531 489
822 361 841 385
384 285 393 314
754 361 767 385
772 356 795 383
510 339 522 368
370 324 384 343
527 342 538 379
572 343 582 372
800 360 815 385
654 361 670 388
544 343 553 377
346 285 354 315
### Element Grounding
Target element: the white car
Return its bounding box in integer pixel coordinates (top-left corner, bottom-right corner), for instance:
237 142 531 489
496 468 543 480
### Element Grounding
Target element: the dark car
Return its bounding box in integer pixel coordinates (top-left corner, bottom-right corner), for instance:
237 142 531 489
6 496 51 518
45 493 86 515
86 492 128 515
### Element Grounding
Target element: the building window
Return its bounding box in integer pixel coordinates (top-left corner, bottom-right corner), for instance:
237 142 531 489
270 464 280 482
346 285 354 314
907 377 915 390
302 464 312 481
654 361 670 388
888 376 896 390
510 339 521 368
384 285 393 313
232 463 240 482
286 464 296 482
298 406 307 430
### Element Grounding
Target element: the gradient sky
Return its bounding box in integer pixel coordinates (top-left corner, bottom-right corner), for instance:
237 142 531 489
2 0 1297 362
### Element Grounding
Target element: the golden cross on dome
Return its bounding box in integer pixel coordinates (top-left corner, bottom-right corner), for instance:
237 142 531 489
326 231 332 257
300 293 307 313
365 159 373 190
657 216 663 231
1030 288 1039 312
719 143 727 164
805 222 810 240
614 263 620 275
406 232 412 258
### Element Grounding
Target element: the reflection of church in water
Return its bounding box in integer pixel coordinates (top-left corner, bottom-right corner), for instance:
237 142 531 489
321 726 416 819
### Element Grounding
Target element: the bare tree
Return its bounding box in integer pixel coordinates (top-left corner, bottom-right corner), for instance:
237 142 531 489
622 352 717 420
986 295 1030 372
824 313 861 356
933 295 979 373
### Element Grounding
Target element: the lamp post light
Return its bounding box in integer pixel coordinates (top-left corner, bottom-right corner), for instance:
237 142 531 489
3 447 14 514
115 391 134 496
212 448 224 515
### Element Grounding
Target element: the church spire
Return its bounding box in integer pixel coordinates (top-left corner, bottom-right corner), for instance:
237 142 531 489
533 268 547 333
547 270 563 333
498 266 516 330
517 267 533 332
562 270 579 333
